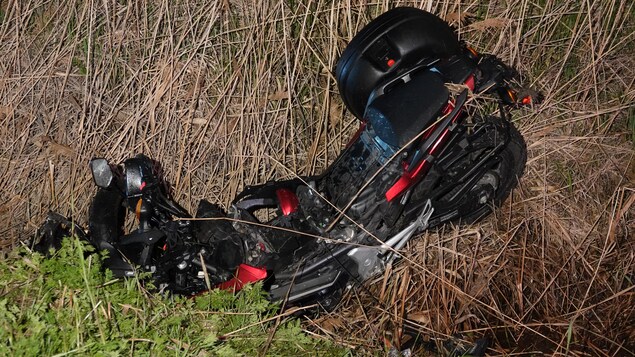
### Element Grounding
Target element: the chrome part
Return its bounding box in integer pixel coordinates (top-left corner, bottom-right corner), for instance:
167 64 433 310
346 199 434 280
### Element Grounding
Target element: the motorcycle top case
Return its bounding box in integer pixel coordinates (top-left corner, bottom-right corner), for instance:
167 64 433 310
335 7 461 120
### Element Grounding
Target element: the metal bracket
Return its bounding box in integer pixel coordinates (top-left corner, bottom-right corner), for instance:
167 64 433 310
347 199 434 280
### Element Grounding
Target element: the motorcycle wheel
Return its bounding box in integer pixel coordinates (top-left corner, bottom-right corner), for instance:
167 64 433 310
413 116 527 228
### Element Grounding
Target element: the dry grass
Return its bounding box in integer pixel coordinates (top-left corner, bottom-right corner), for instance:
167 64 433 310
1 0 633 355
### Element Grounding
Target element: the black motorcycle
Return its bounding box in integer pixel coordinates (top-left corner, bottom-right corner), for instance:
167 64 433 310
36 7 537 310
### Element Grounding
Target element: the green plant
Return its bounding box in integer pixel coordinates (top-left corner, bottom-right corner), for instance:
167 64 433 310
0 238 346 356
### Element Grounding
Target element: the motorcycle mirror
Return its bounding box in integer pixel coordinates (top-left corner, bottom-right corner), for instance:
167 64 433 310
89 158 114 188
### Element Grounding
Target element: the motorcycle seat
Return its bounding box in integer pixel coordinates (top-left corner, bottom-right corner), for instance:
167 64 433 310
364 70 449 148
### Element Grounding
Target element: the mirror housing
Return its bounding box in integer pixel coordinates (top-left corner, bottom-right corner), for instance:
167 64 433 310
89 158 114 189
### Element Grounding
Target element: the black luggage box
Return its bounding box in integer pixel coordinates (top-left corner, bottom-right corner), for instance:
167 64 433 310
335 7 461 119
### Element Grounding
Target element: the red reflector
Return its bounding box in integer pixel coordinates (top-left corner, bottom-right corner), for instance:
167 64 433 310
216 264 268 292
276 188 299 216
387 59 395 67
522 96 532 105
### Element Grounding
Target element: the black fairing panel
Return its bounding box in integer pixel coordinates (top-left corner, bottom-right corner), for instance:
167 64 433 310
365 70 448 147
335 7 460 119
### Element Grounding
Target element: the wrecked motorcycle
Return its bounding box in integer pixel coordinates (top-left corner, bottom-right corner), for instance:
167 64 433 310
36 7 537 310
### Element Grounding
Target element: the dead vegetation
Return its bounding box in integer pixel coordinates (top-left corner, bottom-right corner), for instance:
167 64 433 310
0 0 633 355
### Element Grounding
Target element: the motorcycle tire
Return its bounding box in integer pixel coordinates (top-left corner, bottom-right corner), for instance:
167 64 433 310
395 117 526 230
431 117 526 226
